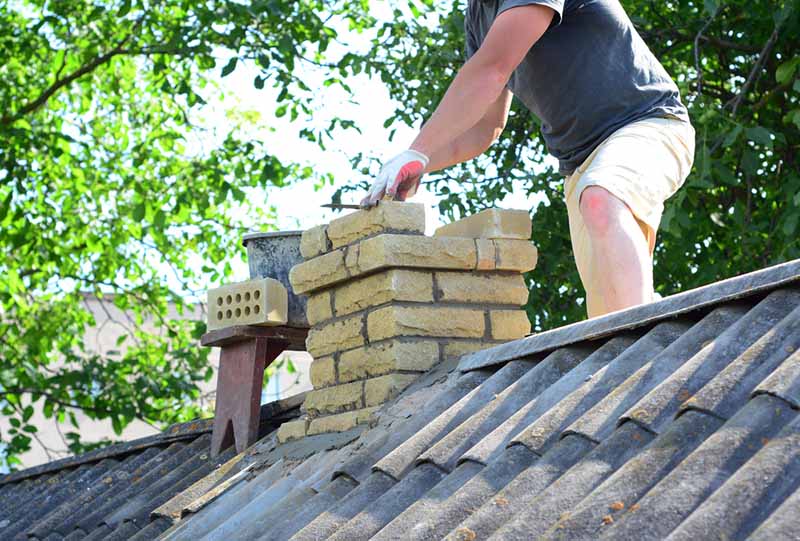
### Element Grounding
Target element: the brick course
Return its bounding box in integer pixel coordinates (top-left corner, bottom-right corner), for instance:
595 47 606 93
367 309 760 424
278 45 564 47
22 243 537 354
327 201 425 249
280 205 538 441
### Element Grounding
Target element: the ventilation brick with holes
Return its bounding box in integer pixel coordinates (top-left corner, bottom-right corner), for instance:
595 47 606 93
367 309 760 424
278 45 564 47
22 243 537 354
206 278 288 331
276 203 538 443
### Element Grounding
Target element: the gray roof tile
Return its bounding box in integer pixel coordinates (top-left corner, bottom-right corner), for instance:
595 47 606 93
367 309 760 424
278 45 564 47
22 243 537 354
565 306 747 443
511 322 688 454
747 483 800 540
6 260 800 541
598 394 797 540
374 360 534 480
444 435 596 540
383 446 536 541
621 289 800 433
490 423 655 540
332 368 490 482
329 462 446 541
371 460 484 541
461 336 635 464
418 346 591 472
541 410 722 541
680 302 800 419
290 471 396 541
754 347 800 408
665 414 800 541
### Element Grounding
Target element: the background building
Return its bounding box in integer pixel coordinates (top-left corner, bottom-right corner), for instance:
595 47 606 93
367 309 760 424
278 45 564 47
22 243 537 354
0 294 312 468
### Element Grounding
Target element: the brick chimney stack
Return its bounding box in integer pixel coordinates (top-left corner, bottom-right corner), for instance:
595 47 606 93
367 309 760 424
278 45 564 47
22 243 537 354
278 203 537 442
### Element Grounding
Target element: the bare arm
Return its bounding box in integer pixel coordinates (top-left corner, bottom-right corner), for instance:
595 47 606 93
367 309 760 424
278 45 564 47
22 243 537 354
409 4 554 159
360 4 553 207
424 88 513 173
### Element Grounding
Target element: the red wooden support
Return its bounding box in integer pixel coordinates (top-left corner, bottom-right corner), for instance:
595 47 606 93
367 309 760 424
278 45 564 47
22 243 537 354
201 325 308 456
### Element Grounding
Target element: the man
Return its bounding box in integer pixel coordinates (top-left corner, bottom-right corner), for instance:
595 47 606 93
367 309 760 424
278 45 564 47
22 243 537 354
360 0 695 319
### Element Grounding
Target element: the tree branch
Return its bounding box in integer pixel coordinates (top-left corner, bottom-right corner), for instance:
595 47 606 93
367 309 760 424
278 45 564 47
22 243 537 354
0 22 141 125
0 389 113 416
726 26 781 117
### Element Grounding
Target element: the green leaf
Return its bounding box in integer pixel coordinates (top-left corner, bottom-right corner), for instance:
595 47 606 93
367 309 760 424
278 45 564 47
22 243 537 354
703 0 718 15
221 57 238 77
776 58 800 84
132 203 145 222
111 416 123 435
254 76 265 90
783 212 799 236
9 418 20 428
745 126 773 149
722 125 742 147
22 405 33 422
153 210 166 230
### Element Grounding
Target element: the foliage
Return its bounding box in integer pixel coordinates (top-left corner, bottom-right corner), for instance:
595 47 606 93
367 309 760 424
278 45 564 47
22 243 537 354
2 0 798 470
337 0 800 331
0 0 374 469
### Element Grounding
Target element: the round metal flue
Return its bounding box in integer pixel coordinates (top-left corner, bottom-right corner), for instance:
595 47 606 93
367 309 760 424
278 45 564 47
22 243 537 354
242 230 308 328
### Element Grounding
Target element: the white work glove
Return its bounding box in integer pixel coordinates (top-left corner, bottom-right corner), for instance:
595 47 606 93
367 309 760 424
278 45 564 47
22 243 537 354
360 149 430 208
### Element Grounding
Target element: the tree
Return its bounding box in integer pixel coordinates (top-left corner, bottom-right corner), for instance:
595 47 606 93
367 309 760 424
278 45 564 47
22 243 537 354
336 0 800 330
3 0 798 470
0 0 374 469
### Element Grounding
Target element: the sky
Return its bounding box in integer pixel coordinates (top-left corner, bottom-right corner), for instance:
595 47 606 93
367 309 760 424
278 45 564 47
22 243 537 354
192 2 539 248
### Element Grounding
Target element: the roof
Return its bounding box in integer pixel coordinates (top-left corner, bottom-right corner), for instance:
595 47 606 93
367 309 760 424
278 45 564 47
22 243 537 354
3 258 800 540
0 395 304 540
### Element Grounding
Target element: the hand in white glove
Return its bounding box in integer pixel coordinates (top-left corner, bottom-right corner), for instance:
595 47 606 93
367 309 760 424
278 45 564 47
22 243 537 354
360 149 430 208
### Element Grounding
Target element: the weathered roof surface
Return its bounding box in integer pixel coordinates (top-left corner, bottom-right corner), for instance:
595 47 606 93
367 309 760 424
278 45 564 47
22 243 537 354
3 259 800 541
0 395 304 540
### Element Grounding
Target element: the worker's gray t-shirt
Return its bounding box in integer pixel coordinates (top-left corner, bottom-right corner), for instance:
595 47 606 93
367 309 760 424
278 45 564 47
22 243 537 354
465 0 689 175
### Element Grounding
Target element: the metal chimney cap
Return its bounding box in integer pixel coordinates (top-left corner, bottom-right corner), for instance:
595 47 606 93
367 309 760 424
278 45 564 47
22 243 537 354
242 230 303 246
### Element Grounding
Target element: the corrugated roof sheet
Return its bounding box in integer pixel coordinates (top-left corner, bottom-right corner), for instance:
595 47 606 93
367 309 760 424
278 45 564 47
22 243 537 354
3 259 800 540
0 395 304 540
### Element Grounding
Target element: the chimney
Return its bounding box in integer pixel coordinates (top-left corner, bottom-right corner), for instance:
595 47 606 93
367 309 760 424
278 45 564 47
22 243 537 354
277 203 537 442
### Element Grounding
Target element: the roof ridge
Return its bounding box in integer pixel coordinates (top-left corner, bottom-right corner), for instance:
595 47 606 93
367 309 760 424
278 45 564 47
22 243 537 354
459 257 800 371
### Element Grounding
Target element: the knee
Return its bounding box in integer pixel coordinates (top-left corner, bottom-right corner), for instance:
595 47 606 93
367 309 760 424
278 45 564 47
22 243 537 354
579 186 621 236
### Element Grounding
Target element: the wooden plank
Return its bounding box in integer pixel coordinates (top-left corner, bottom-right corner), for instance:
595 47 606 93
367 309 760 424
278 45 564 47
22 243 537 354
201 325 308 350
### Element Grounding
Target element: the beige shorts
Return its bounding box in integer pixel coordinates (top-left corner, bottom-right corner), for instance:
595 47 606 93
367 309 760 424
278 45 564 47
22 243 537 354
564 116 695 317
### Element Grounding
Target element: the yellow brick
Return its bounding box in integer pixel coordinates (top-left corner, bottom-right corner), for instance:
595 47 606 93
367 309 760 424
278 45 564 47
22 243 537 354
207 278 288 331
344 243 360 271
300 224 330 259
309 356 336 388
443 340 493 360
306 407 378 435
434 208 532 240
367 306 485 342
475 239 496 270
326 202 426 249
289 249 348 295
304 382 363 416
494 240 538 272
305 314 364 357
364 374 418 407
436 272 529 306
338 340 440 382
306 292 333 325
334 270 433 317
355 235 477 275
490 310 531 340
277 418 308 443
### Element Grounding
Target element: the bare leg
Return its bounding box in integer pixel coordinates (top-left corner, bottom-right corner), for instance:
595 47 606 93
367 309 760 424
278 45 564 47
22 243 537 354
579 186 654 315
